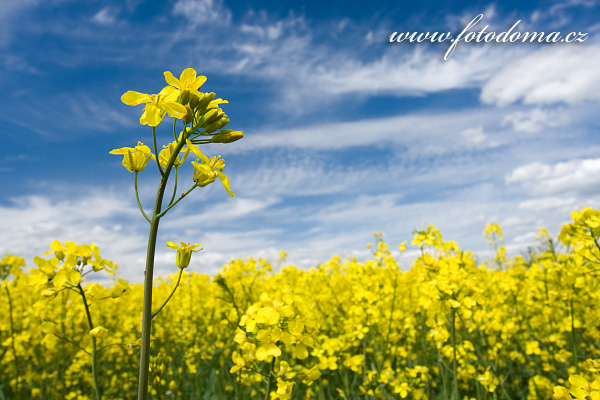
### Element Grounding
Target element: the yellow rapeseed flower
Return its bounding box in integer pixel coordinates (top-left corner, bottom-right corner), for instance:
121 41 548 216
163 68 207 99
166 242 203 269
186 140 234 197
159 141 189 169
109 142 156 172
121 85 186 126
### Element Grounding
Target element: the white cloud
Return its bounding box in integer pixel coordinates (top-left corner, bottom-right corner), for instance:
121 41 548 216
91 7 119 25
3 2 600 285
531 0 598 28
0 54 38 75
0 0 42 46
3 153 598 283
481 44 600 106
173 0 231 26
459 126 499 148
253 45 515 114
227 157 375 198
279 189 583 271
229 107 516 153
5 91 139 138
303 47 496 97
502 107 570 133
0 191 144 281
198 10 533 114
517 196 580 212
163 196 281 229
506 158 600 196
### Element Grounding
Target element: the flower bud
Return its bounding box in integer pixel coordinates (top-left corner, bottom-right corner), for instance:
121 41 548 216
202 109 222 126
183 105 194 124
218 117 230 129
211 130 244 143
179 89 190 105
189 94 199 109
197 92 216 110
41 289 57 298
204 121 223 134
89 326 109 339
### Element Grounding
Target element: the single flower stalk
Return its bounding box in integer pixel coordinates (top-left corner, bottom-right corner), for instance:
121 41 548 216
115 68 242 400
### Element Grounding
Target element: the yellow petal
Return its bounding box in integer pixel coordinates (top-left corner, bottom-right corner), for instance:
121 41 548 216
217 172 235 197
256 345 268 361
109 147 133 155
193 75 207 89
53 270 67 289
121 91 151 106
569 375 588 388
186 141 210 163
189 88 203 99
159 85 181 101
162 101 187 118
295 343 308 359
164 71 181 88
49 240 64 252
66 269 81 285
140 104 163 127
209 98 228 108
180 68 197 84
267 343 282 357
123 150 135 172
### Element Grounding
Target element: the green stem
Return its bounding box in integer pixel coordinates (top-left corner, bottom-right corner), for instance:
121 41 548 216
571 289 579 373
383 270 398 357
151 268 184 320
363 319 369 400
78 283 101 400
53 333 91 355
167 168 178 207
152 126 164 176
135 171 151 223
138 135 188 400
438 348 449 399
264 356 276 400
451 308 459 400
456 311 512 399
5 285 20 395
157 184 196 219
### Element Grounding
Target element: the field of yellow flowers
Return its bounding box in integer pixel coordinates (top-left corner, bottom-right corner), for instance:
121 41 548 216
1 207 600 400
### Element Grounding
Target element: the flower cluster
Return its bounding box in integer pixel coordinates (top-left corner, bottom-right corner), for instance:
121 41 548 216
231 288 320 399
2 207 600 399
111 68 242 199
29 240 117 297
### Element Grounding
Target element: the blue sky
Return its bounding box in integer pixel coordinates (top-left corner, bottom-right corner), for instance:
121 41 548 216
1 0 599 282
